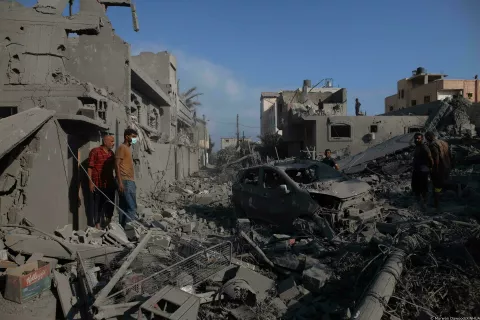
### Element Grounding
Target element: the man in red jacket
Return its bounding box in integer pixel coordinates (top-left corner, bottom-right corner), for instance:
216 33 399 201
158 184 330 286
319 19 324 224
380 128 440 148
87 135 116 229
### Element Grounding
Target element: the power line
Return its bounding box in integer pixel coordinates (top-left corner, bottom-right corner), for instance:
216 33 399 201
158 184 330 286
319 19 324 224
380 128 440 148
208 119 260 129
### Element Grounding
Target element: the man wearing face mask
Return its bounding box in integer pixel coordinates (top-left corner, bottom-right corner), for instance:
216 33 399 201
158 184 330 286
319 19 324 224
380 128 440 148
411 133 433 210
115 128 138 227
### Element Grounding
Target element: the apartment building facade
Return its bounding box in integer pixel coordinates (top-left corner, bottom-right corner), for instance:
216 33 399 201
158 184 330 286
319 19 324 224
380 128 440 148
260 92 280 136
385 67 480 113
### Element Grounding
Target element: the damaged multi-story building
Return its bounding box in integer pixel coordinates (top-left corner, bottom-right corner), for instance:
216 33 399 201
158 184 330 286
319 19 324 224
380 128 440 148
263 80 428 157
0 0 208 232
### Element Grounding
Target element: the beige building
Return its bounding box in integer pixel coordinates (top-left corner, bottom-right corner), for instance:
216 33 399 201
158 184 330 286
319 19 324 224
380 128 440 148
385 67 480 113
260 92 280 136
221 137 252 150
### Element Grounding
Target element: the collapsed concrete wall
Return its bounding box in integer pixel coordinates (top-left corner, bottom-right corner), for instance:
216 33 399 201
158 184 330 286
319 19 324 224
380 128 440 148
22 121 70 231
0 1 203 232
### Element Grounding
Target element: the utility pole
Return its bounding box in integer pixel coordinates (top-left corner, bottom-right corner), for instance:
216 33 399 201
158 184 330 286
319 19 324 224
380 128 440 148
236 114 240 147
242 131 245 142
203 114 207 166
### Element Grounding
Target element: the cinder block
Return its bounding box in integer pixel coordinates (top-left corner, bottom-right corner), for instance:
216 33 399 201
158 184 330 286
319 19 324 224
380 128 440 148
277 277 300 302
302 264 332 293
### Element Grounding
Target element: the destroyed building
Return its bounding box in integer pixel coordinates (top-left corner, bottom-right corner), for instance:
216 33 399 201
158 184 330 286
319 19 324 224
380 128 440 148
0 0 206 232
193 115 210 167
272 80 427 157
0 2 480 320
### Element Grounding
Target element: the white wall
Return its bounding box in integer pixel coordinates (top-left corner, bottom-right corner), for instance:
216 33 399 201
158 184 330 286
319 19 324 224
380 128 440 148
437 90 461 101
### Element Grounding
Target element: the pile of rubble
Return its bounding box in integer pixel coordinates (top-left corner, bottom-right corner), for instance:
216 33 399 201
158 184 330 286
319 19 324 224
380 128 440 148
1 138 480 319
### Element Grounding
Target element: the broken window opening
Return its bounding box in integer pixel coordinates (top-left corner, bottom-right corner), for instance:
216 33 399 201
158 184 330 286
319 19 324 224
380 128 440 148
401 89 404 99
370 125 378 133
98 101 107 122
467 92 473 99
408 127 423 133
62 0 80 16
0 107 18 119
411 100 417 106
263 169 288 189
424 95 431 103
389 106 394 111
330 124 351 138
67 32 79 39
240 169 259 186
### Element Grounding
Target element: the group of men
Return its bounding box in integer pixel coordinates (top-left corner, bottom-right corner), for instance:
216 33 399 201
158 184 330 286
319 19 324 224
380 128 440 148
322 131 451 211
412 131 452 211
87 128 139 229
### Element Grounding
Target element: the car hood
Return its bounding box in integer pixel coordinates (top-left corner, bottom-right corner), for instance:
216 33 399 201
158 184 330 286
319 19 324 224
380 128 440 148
302 178 372 199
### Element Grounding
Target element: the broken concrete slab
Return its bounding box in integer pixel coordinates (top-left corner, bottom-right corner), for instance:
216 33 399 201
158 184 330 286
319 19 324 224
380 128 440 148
4 233 124 262
160 192 182 203
277 277 300 302
302 264 332 293
14 254 25 265
234 267 275 302
53 270 81 319
271 254 301 270
26 252 44 264
0 108 55 160
55 224 73 240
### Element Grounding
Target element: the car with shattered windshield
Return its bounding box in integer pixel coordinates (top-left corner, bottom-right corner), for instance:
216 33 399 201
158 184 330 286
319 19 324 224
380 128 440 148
232 159 379 229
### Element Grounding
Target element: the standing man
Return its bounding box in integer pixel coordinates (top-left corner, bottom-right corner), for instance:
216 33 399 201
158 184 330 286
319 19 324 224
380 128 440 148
87 135 116 229
322 149 340 171
355 98 361 116
411 133 433 210
317 98 324 113
115 128 139 227
425 131 452 210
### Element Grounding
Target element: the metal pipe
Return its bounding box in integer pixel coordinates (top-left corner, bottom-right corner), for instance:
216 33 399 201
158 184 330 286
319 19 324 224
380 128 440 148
94 231 152 306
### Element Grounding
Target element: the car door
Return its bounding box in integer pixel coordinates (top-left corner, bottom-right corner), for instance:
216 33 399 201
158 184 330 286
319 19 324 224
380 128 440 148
261 168 297 227
234 168 263 219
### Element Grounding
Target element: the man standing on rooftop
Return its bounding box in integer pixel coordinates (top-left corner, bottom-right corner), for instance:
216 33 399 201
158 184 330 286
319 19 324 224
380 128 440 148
355 98 361 116
115 128 138 227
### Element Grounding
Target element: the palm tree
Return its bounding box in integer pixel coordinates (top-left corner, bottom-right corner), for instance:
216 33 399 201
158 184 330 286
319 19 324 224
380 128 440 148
180 86 203 110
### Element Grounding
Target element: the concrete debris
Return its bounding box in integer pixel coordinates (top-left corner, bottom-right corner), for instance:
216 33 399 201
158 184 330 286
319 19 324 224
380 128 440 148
302 264 332 293
1 106 480 319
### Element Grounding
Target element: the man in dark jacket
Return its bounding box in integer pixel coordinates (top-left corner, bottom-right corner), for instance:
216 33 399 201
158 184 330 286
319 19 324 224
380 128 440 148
425 131 452 210
411 133 433 210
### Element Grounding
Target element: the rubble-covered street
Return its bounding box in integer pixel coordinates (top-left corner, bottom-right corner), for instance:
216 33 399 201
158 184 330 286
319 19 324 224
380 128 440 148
0 0 479 319
2 109 480 319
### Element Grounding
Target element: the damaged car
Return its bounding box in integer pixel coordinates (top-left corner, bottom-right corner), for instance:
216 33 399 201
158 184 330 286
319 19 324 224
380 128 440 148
232 159 381 229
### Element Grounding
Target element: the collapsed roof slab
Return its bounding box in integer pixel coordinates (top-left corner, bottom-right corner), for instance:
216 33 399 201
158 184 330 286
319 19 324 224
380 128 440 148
338 133 415 174
0 107 55 160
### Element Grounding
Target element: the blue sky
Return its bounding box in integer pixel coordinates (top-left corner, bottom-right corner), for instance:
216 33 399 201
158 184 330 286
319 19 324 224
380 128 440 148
18 0 480 148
